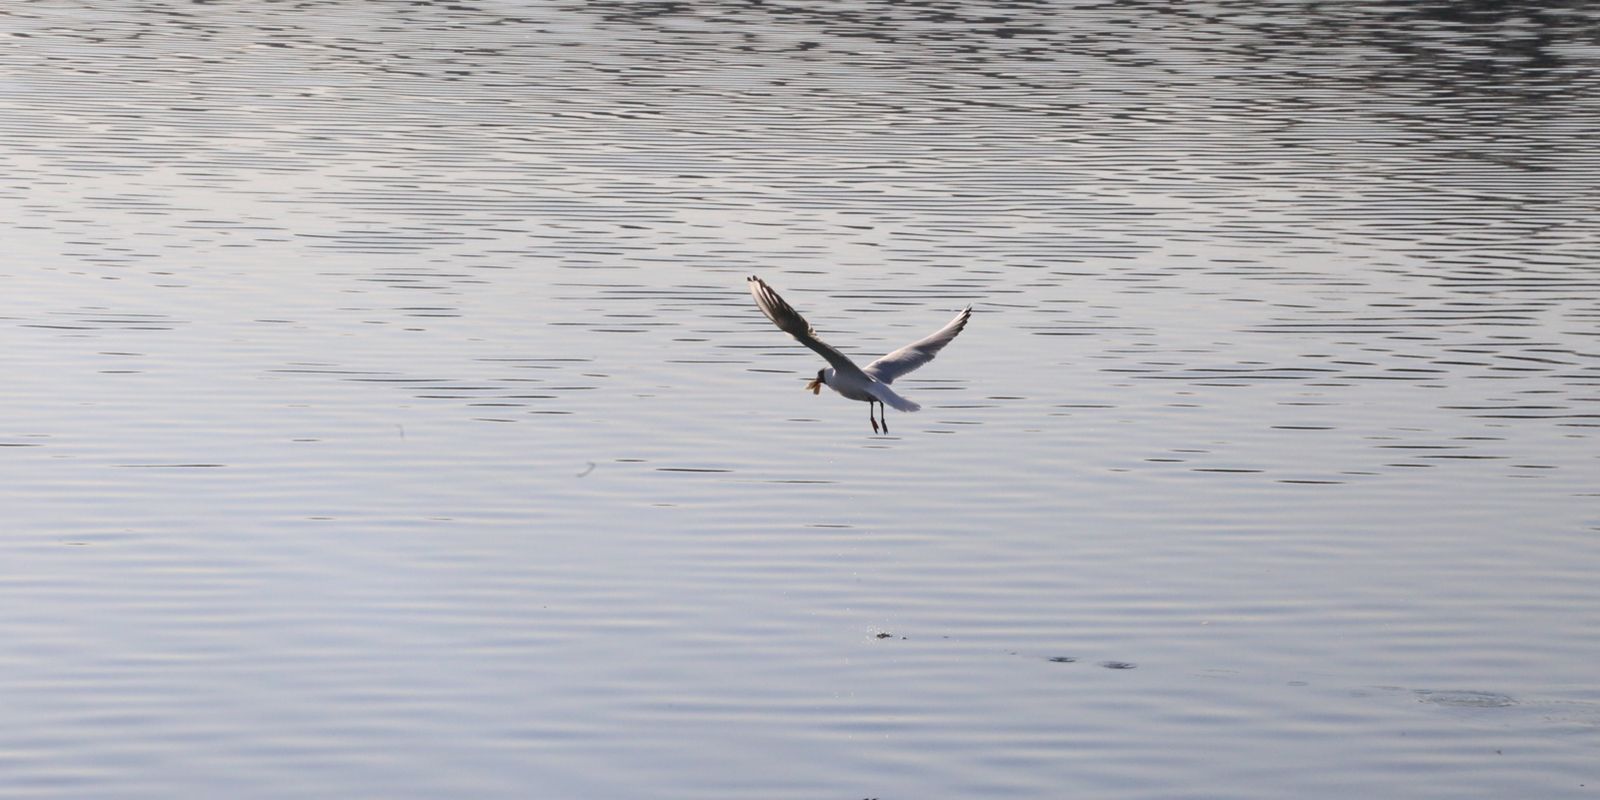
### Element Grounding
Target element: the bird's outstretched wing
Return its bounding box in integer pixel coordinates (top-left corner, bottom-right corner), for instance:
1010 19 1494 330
863 305 971 384
747 276 867 379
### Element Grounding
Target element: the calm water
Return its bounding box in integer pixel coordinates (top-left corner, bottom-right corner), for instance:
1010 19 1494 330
3 1 1599 797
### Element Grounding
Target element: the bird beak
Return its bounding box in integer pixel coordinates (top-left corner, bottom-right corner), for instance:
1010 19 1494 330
805 379 821 394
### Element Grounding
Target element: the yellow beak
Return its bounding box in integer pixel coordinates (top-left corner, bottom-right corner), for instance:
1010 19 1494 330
805 379 821 395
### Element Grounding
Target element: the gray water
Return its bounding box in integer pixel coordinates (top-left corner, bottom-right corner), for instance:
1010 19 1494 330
3 1 1599 797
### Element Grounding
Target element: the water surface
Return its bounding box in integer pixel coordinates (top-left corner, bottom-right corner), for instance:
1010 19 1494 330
3 1 1599 797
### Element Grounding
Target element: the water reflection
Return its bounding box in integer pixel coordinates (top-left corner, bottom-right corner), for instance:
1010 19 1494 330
3 1 1599 797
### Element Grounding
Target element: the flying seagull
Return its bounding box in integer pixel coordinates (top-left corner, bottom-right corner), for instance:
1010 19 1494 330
747 275 972 434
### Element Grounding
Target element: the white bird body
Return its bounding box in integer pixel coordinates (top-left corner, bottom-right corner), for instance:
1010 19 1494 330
747 275 971 433
816 366 919 410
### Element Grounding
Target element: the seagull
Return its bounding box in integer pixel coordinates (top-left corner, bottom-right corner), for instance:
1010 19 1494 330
747 275 972 434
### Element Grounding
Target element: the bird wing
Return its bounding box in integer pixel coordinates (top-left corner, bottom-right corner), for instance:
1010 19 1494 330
747 276 867 380
863 305 971 384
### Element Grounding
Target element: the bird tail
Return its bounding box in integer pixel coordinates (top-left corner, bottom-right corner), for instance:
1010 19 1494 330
869 383 920 412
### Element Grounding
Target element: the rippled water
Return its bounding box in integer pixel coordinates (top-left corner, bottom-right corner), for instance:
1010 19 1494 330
4 1 1599 797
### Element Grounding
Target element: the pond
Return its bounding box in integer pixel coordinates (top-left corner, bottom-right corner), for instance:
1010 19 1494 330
3 1 1598 797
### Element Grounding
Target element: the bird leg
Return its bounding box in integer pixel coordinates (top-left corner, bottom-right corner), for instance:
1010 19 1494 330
880 402 889 433
869 401 880 435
